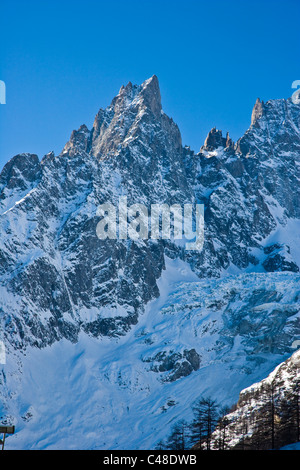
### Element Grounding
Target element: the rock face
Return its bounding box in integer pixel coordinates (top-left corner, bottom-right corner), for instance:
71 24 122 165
1 75 299 349
142 348 201 382
0 76 299 449
0 76 192 347
251 97 265 126
201 127 233 151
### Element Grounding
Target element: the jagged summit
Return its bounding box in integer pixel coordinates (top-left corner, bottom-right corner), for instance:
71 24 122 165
236 93 300 158
251 97 265 127
104 74 162 120
118 75 160 102
62 75 179 159
139 75 162 117
59 78 300 163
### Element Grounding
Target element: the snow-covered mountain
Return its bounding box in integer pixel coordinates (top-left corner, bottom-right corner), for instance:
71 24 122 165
208 348 300 450
0 76 299 449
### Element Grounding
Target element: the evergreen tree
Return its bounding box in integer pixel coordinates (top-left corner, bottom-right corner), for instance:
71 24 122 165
154 439 166 450
278 379 300 447
166 419 188 450
190 397 220 450
213 406 230 450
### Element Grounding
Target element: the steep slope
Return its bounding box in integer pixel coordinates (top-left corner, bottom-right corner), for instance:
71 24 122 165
208 348 300 450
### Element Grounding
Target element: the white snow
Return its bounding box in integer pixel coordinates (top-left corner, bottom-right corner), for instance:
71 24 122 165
1 257 299 450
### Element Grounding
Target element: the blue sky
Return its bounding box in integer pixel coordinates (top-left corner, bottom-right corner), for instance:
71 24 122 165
0 0 299 170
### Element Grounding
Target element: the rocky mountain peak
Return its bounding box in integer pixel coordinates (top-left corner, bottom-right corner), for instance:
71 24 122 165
61 76 166 160
87 75 167 158
139 74 162 118
62 123 91 156
0 153 41 195
225 131 234 149
113 75 162 117
251 97 265 127
202 127 233 151
111 75 161 117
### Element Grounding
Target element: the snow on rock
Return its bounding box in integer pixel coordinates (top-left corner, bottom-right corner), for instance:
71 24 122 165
0 76 300 449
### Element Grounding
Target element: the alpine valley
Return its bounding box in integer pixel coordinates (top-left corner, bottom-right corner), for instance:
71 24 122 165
0 76 299 450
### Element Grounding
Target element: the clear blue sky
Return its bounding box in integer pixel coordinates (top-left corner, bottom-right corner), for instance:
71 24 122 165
0 0 299 171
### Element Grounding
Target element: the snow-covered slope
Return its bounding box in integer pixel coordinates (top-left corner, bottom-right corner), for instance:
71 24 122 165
0 77 299 449
1 257 300 449
209 347 300 450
